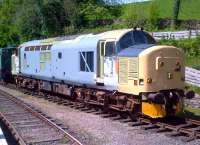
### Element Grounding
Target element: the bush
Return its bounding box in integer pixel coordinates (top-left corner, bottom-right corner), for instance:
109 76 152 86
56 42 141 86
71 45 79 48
158 37 200 57
158 38 200 69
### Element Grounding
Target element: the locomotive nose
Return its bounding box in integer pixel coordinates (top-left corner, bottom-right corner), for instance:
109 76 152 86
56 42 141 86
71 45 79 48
138 45 185 92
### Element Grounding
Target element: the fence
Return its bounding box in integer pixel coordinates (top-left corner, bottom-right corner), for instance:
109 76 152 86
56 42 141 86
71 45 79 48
152 30 200 40
185 67 200 87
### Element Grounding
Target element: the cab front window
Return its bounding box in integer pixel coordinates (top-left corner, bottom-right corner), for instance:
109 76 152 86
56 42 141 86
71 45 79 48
119 30 156 51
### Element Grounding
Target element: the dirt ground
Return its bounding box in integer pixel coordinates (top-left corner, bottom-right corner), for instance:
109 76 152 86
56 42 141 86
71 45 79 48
0 85 200 145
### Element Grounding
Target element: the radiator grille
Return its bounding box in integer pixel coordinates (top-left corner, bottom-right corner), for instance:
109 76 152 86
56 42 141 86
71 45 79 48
119 58 128 84
128 58 138 80
119 57 138 84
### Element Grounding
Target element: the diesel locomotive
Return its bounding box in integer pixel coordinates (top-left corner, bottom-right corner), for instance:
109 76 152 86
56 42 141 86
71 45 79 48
11 28 189 118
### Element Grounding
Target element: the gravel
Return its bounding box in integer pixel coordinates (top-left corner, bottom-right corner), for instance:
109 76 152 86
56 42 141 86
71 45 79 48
0 85 200 145
185 93 200 108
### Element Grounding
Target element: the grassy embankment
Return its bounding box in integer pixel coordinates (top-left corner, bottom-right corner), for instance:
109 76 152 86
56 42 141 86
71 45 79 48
80 0 200 33
122 0 200 21
158 38 200 70
152 0 200 20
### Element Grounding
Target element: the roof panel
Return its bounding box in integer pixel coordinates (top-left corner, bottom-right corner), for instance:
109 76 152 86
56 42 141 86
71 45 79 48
118 44 155 57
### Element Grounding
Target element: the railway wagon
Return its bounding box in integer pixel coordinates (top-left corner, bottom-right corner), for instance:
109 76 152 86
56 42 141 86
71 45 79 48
12 29 187 118
0 46 16 83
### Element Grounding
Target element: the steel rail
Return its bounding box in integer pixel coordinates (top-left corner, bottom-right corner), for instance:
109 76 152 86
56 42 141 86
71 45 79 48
0 90 83 145
2 83 200 142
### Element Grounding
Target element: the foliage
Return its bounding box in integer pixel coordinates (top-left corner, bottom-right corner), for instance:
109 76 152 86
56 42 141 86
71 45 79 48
80 2 114 27
158 38 200 69
148 1 159 30
0 0 119 47
1 0 200 48
187 85 200 95
121 2 148 28
172 0 181 28
158 38 200 57
121 1 160 30
184 107 200 120
0 0 20 47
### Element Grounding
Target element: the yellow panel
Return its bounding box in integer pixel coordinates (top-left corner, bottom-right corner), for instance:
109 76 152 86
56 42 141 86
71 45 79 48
40 62 45 71
119 58 128 84
128 58 138 80
46 52 51 61
40 53 45 62
142 102 166 118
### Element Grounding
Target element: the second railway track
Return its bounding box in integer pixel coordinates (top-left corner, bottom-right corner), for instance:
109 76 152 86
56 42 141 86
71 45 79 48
0 90 82 145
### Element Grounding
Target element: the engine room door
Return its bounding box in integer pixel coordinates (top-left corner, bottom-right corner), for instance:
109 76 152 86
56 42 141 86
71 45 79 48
96 40 105 84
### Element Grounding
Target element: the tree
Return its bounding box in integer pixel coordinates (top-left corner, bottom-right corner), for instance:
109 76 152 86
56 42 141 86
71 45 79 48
15 0 45 41
80 1 114 27
0 0 20 47
63 0 83 30
122 4 147 28
0 0 119 47
148 1 159 30
42 0 69 36
172 0 181 28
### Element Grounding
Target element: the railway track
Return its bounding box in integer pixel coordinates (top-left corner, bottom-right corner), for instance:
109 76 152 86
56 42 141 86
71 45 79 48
2 83 200 142
0 89 82 145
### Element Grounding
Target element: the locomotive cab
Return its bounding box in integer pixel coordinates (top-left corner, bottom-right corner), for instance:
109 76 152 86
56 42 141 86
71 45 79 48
96 29 156 88
117 31 185 118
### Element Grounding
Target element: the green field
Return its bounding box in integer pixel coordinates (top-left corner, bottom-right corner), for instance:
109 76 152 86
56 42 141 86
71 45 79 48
123 0 200 20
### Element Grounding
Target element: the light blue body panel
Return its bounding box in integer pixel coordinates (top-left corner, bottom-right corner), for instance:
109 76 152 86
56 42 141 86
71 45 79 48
18 30 155 91
20 34 109 86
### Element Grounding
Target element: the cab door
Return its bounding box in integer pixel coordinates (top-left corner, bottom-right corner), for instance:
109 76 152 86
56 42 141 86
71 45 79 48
96 39 117 86
96 40 105 84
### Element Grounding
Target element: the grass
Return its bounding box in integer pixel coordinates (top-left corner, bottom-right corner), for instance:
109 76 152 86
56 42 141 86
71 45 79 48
124 0 200 20
158 38 200 70
187 84 200 95
184 107 200 120
186 56 200 70
184 85 200 119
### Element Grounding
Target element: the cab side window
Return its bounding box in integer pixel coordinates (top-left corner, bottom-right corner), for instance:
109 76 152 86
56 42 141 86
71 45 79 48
58 52 62 59
24 53 26 59
80 51 94 72
105 41 115 57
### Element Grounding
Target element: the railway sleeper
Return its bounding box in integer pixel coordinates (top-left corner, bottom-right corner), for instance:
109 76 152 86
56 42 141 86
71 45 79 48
15 77 200 141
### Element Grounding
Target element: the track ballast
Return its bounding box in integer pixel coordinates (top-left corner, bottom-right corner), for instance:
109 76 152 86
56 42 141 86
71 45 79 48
0 90 82 145
1 83 200 142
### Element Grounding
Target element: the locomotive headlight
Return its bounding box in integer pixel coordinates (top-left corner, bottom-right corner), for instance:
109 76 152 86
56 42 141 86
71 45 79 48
139 79 144 85
159 61 164 67
147 78 152 83
167 72 173 79
175 61 181 72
